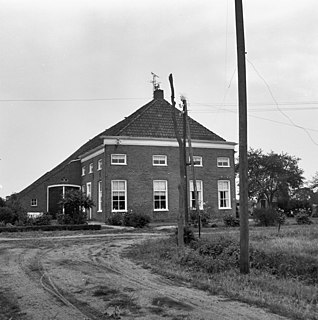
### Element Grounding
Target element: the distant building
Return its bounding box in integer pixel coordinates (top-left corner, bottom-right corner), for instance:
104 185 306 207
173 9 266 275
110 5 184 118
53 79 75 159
18 88 236 222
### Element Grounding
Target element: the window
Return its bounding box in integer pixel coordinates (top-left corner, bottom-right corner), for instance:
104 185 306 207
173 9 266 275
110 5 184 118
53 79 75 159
31 198 37 207
81 185 85 193
192 156 203 167
111 154 127 165
153 180 168 210
98 181 102 212
86 182 92 199
97 159 102 171
111 180 127 212
218 180 231 209
217 157 230 167
89 163 93 173
153 155 167 166
82 166 86 176
189 180 203 210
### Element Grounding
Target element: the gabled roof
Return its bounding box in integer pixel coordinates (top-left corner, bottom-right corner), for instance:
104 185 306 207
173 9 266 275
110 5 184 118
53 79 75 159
18 91 226 196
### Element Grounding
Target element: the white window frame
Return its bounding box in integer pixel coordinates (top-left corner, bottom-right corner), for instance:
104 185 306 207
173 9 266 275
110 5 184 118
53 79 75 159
218 180 231 209
31 198 37 207
153 180 168 211
82 166 86 176
192 156 203 167
111 154 127 165
111 180 127 212
153 155 167 166
86 182 92 199
97 159 102 171
217 157 230 167
89 163 93 173
97 181 102 212
189 180 203 210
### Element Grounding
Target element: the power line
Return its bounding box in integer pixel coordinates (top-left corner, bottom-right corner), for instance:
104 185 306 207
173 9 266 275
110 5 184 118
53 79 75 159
0 97 147 102
188 107 318 133
246 58 318 146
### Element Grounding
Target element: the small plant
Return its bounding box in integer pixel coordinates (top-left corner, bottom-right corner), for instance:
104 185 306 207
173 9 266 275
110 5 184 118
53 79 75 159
223 214 240 227
0 207 14 224
107 213 124 226
253 207 280 226
26 213 52 226
123 210 150 228
175 226 196 245
295 210 313 225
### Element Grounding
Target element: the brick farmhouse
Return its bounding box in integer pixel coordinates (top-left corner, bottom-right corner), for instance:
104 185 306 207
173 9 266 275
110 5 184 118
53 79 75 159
18 89 236 222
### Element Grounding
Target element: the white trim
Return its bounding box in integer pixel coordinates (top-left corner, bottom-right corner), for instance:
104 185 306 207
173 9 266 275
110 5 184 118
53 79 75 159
97 180 102 212
218 180 232 209
189 180 203 210
153 180 168 211
103 136 236 150
153 155 167 166
46 184 81 212
111 154 127 165
217 157 230 167
97 159 102 171
80 147 104 163
111 180 127 212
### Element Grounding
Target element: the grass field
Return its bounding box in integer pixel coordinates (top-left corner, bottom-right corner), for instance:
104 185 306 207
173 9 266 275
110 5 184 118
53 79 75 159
125 224 318 320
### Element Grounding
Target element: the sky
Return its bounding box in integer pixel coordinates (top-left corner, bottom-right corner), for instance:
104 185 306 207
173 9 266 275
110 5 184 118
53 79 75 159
1 0 318 198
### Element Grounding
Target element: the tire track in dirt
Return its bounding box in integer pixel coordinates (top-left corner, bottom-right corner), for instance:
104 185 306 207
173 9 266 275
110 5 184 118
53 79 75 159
1 234 290 320
41 236 290 320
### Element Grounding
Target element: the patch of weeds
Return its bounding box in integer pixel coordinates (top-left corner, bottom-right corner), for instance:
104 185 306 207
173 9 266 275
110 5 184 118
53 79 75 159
93 286 119 299
107 292 141 314
152 297 194 311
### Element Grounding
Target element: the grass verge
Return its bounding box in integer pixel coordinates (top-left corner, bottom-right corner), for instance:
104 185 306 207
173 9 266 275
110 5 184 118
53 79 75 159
125 225 318 320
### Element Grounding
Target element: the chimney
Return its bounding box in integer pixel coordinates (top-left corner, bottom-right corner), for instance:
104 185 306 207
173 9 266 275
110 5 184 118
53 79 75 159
153 89 164 99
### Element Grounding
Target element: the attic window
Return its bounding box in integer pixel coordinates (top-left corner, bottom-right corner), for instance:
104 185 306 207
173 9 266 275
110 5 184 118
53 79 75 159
217 157 230 167
31 199 37 207
111 154 127 165
153 155 167 166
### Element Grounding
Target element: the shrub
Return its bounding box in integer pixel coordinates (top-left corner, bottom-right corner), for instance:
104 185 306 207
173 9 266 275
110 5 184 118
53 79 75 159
253 208 279 226
295 211 313 225
26 213 52 226
107 213 124 226
175 226 196 245
223 214 240 227
0 207 14 224
123 211 150 228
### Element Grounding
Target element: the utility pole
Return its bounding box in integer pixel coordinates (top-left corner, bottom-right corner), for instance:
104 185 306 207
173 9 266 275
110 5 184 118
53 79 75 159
182 97 201 238
235 0 249 274
183 99 189 225
169 74 185 248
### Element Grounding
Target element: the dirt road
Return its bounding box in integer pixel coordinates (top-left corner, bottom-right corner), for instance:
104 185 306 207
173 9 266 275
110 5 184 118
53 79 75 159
0 232 288 320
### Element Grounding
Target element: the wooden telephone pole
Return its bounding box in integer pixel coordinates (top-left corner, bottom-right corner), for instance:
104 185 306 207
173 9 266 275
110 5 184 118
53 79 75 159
235 0 249 274
169 74 185 248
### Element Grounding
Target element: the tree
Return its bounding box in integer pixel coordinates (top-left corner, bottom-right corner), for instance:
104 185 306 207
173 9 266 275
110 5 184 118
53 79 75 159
0 197 5 207
237 149 304 208
59 189 94 224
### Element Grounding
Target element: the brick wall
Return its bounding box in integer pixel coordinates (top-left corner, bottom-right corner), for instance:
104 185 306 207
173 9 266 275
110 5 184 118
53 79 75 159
18 160 82 214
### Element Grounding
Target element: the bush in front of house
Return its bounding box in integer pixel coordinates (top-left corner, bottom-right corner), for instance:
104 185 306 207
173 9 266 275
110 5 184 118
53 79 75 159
175 226 196 245
107 212 124 226
295 210 313 225
253 207 281 226
26 213 53 226
123 211 151 228
223 214 240 227
0 207 15 224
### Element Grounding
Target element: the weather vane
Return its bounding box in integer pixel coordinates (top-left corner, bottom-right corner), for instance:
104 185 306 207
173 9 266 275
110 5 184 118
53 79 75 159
150 72 160 92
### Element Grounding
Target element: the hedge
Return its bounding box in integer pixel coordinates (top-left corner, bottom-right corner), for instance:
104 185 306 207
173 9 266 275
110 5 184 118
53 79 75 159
0 224 101 233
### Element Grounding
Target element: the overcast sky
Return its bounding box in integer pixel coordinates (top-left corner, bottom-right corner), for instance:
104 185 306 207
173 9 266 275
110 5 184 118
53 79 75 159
1 0 318 198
